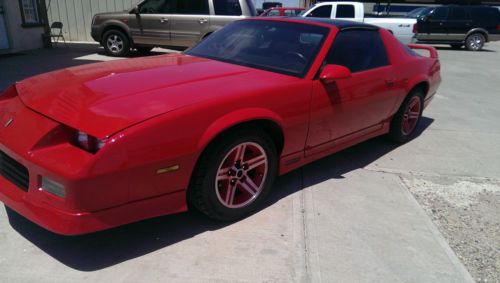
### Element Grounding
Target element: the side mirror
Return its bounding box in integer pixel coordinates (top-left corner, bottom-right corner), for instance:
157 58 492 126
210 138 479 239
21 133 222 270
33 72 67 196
319 64 351 84
130 6 139 14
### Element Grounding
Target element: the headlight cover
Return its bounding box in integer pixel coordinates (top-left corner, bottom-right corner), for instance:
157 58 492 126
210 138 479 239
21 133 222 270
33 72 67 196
75 131 107 153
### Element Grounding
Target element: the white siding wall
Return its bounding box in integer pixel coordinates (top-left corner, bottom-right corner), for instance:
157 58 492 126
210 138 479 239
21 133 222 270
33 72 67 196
46 0 137 42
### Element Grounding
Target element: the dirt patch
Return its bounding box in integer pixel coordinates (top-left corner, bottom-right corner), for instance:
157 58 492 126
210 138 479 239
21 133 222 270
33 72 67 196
403 176 500 283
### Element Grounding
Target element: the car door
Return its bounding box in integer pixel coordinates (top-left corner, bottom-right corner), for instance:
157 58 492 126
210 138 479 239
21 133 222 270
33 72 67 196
419 6 449 41
130 0 171 46
169 0 210 47
444 6 471 41
306 29 401 156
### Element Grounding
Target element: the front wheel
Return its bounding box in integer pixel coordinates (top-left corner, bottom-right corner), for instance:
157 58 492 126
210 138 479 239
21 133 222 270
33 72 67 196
189 128 278 221
388 90 424 143
465 33 485 51
102 30 130 57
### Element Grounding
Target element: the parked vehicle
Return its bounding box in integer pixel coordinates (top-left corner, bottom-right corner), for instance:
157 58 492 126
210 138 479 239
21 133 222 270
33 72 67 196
262 2 282 10
415 5 500 51
406 7 432 19
91 0 257 57
301 1 417 44
0 18 441 235
260 7 305 17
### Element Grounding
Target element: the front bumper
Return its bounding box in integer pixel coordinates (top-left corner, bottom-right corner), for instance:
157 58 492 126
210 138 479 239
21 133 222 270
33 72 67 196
0 173 187 235
0 95 187 235
91 25 102 43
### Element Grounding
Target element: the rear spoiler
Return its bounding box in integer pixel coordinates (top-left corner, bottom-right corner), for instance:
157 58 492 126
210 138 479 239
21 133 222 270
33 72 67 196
407 44 438 59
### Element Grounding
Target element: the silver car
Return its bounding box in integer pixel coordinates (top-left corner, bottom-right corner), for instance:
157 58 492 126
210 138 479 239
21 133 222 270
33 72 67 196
91 0 257 56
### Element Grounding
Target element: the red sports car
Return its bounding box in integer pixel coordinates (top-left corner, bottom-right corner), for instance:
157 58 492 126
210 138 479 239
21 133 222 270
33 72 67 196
0 18 441 235
260 7 305 17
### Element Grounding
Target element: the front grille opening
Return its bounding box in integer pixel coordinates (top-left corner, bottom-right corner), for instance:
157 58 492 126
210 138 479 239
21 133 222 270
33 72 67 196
0 151 29 192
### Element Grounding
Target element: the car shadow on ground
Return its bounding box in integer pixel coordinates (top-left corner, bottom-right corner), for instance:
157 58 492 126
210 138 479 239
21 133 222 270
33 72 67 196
434 46 496 52
6 118 434 271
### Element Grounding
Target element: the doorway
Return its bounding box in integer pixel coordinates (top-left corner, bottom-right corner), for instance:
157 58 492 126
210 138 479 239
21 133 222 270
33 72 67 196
0 0 10 50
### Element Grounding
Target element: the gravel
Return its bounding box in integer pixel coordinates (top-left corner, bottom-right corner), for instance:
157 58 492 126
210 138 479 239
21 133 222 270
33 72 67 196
403 175 500 283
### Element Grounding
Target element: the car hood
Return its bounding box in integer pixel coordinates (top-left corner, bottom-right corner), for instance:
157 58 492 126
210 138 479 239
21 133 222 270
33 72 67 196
16 54 288 138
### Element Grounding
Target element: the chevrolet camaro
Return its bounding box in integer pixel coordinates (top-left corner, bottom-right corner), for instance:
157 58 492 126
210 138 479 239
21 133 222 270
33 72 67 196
0 18 441 235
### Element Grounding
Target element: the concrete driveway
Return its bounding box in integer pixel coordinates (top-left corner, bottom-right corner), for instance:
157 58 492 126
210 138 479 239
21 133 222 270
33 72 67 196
1 42 498 282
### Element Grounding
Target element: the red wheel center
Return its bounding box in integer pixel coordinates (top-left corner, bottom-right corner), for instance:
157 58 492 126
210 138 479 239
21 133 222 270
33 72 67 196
215 142 268 209
402 97 421 135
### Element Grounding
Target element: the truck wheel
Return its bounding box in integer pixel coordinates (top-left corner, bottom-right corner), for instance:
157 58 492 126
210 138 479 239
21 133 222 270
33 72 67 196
465 33 485 51
103 30 130 57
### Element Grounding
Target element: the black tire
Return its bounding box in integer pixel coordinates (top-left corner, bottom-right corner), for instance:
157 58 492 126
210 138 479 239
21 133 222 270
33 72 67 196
450 44 462 49
388 90 424 143
188 128 278 221
465 33 485 51
136 47 153 55
102 29 130 57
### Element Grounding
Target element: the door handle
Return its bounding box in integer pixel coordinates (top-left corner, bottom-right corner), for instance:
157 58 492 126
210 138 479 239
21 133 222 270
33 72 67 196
160 18 168 23
198 18 208 24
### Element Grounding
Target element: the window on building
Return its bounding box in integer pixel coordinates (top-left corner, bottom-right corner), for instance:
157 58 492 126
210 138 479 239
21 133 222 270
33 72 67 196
19 0 42 26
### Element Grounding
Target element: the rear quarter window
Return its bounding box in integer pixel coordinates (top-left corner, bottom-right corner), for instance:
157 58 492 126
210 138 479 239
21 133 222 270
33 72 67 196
336 4 355 18
468 7 500 26
326 30 389 73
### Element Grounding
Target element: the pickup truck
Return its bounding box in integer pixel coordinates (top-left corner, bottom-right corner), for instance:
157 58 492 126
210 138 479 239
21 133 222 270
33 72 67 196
301 1 417 44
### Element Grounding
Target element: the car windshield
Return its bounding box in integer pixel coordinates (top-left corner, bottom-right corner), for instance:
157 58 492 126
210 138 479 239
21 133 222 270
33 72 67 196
406 7 432 18
186 20 329 77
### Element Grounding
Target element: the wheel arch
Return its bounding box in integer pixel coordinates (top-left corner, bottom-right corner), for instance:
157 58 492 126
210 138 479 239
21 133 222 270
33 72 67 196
466 28 489 42
197 109 286 157
101 22 134 45
406 75 430 99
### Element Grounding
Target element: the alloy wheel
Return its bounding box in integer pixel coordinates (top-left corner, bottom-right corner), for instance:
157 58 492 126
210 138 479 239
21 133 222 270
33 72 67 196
215 142 268 209
402 96 421 135
107 35 124 54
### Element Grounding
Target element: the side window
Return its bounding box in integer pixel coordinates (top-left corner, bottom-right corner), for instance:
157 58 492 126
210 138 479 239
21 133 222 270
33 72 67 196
283 9 296 17
326 30 389 73
449 7 467 21
169 0 209 14
267 9 281 16
139 0 168 14
430 7 448 21
469 7 500 26
306 5 332 18
336 4 355 18
214 0 242 16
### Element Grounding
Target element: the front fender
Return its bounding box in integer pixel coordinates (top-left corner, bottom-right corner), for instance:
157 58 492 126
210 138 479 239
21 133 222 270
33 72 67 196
101 20 134 44
198 108 284 151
